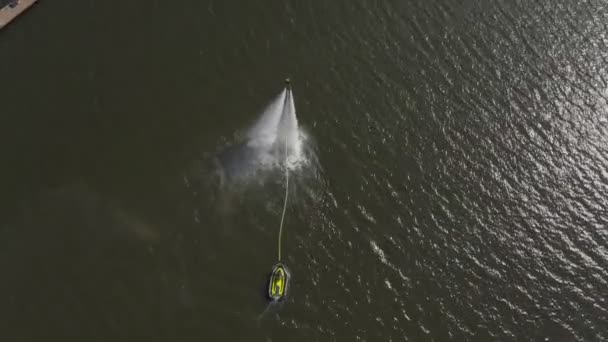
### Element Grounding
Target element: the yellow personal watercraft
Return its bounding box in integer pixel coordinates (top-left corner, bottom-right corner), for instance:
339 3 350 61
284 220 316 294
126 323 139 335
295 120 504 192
268 263 290 301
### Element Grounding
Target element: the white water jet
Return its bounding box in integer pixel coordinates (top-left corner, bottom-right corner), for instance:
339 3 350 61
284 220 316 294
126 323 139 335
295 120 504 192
246 88 287 151
216 82 305 184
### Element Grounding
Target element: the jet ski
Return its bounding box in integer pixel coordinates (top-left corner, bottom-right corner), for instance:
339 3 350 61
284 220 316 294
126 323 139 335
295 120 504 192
268 263 290 301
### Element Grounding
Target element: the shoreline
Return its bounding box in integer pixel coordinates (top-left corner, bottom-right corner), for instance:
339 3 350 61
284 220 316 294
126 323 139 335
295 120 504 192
0 0 37 30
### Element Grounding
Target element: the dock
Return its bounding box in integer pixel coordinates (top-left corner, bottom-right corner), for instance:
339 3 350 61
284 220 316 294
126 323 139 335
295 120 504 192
0 0 37 30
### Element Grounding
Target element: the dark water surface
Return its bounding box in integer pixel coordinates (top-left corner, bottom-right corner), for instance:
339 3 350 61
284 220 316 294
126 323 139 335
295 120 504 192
2 0 608 340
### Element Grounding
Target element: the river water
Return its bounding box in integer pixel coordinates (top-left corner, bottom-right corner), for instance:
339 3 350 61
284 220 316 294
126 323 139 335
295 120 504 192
1 0 608 340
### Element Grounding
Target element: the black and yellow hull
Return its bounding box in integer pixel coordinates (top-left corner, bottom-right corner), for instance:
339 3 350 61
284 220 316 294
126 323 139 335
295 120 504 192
268 263 290 301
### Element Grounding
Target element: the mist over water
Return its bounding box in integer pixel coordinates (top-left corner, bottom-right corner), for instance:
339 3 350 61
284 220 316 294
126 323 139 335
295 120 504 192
217 86 309 186
246 89 288 151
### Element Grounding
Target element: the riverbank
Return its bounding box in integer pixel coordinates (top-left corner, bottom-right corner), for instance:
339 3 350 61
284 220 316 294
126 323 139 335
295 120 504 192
0 0 37 30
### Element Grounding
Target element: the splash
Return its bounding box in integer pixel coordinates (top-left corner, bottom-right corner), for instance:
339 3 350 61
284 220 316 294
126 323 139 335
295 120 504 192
279 86 304 169
246 85 303 169
246 88 287 150
216 84 306 184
